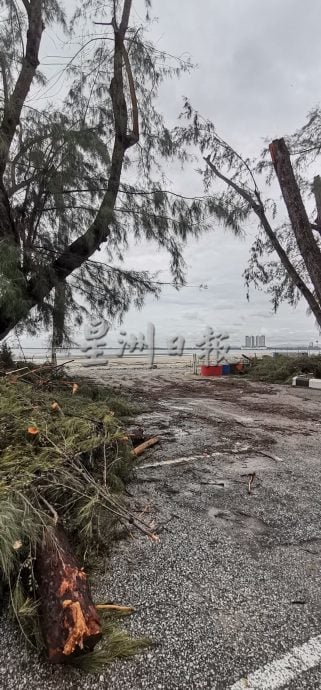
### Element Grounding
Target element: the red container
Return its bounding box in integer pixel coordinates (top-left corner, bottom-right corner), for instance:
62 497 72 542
200 365 223 377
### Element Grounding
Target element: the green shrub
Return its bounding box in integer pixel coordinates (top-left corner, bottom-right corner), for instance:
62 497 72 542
0 374 137 656
0 342 14 369
247 354 321 383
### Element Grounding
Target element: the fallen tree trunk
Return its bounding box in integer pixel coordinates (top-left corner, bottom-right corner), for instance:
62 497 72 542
35 526 102 663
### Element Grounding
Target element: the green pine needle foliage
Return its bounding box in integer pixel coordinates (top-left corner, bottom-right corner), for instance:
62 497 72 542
247 354 321 383
0 373 146 667
69 618 151 673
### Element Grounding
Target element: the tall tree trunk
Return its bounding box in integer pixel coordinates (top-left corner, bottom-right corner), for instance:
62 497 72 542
0 1 44 244
51 203 67 364
269 138 321 306
51 282 66 365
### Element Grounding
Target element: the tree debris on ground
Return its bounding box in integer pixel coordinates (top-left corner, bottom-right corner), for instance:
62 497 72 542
247 473 256 495
246 354 321 384
132 437 159 457
0 363 152 669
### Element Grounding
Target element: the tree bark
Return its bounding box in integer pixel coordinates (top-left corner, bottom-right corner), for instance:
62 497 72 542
51 282 66 364
51 205 68 364
0 0 44 177
269 138 321 306
313 175 321 232
0 1 44 245
35 527 101 664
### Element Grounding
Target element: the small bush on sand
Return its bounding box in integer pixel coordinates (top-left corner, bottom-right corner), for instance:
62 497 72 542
247 354 321 383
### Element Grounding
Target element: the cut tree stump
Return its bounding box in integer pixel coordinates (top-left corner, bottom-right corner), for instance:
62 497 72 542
35 526 102 663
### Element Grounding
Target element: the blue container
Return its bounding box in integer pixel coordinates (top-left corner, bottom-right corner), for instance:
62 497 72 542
222 364 230 375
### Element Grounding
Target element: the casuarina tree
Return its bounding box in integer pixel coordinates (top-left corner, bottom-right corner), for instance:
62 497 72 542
176 100 321 329
0 0 214 344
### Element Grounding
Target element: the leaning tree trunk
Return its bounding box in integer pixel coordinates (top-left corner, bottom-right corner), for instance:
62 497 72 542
269 138 321 306
35 527 101 663
204 155 321 330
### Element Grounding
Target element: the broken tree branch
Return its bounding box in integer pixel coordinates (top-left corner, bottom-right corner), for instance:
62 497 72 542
122 43 139 143
132 437 159 457
248 472 256 495
39 495 59 525
11 360 74 381
96 604 136 614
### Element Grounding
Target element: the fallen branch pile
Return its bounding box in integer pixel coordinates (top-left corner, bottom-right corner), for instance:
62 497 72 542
0 367 152 668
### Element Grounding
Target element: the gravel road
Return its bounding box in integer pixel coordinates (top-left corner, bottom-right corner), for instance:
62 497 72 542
2 368 321 689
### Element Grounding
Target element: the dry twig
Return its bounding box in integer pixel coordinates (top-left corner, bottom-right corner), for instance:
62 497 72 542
96 604 136 614
248 473 256 494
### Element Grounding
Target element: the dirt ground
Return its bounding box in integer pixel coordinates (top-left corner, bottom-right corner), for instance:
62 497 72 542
2 364 321 689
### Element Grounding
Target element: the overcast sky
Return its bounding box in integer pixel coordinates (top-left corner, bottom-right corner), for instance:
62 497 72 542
16 0 321 351
111 0 321 349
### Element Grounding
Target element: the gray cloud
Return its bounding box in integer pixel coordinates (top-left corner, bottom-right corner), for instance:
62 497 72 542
118 0 321 347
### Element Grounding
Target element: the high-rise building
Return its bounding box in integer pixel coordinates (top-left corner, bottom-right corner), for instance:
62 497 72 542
245 334 266 348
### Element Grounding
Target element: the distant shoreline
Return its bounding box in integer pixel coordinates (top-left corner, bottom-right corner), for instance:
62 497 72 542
7 345 320 356
6 345 321 367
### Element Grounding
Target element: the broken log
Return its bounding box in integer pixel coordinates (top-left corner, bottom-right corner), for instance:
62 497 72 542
35 526 102 663
132 436 159 457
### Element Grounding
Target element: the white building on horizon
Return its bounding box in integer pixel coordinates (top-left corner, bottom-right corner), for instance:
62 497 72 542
245 334 266 348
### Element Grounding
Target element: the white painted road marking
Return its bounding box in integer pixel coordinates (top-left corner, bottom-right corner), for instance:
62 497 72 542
230 634 321 689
